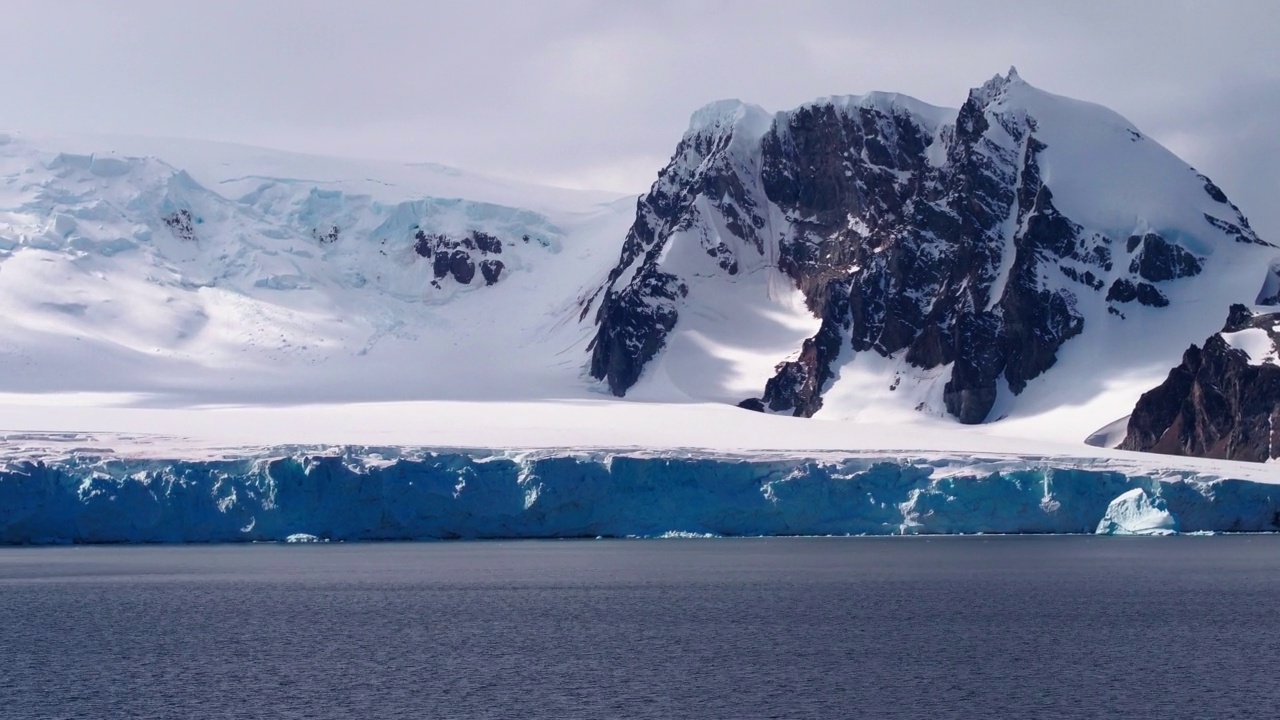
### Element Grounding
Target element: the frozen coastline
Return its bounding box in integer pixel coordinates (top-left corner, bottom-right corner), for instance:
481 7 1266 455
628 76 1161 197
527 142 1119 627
3 447 1277 543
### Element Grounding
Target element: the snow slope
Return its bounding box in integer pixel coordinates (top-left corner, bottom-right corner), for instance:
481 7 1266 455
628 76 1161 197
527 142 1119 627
973 73 1276 439
0 131 633 404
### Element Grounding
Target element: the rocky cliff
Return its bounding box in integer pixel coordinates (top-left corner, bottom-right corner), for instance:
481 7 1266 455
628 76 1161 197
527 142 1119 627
1120 305 1280 463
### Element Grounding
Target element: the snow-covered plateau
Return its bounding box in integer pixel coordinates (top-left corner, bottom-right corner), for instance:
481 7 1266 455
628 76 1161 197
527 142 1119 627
0 69 1278 542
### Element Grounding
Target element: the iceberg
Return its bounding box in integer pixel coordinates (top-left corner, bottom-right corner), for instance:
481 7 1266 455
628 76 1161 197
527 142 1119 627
2 449 1279 543
1095 488 1180 535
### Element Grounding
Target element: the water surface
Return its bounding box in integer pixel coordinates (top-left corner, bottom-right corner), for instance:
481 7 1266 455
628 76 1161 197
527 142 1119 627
2 537 1278 719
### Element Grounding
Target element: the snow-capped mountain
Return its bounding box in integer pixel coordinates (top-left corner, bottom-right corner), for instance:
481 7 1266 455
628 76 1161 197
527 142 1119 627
0 132 632 403
587 68 1278 430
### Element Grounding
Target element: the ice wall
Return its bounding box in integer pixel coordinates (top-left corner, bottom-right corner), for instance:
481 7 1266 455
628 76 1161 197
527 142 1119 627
1095 488 1180 535
1 450 1278 543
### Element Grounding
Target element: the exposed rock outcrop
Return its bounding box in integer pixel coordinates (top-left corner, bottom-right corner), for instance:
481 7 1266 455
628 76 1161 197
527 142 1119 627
413 229 506 286
587 101 762 393
162 209 197 242
589 266 687 393
1120 305 1280 462
1126 232 1201 283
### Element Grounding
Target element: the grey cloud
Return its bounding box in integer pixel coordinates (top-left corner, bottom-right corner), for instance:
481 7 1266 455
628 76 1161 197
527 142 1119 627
0 0 1276 237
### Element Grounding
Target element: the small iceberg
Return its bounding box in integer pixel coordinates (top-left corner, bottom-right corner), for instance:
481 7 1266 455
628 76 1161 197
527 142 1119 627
1095 488 1179 536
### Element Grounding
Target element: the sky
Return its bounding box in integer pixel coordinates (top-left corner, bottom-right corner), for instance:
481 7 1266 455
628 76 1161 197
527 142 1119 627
1 0 1277 236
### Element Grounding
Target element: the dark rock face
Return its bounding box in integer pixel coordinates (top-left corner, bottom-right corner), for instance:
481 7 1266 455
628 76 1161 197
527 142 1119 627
943 314 1005 423
1126 233 1202 282
472 231 503 254
447 250 475 284
479 259 504 286
588 265 687 394
760 287 848 416
588 70 1265 421
758 73 1091 423
1198 173 1229 204
163 209 197 242
587 105 758 396
413 229 506 286
1204 213 1266 246
1106 278 1169 308
1121 305 1280 463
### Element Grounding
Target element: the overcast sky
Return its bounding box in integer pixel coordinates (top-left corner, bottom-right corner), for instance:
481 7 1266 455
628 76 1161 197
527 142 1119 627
2 1 1277 236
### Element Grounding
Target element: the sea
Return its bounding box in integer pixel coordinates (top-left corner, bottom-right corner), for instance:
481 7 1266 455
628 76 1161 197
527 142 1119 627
2 537 1277 719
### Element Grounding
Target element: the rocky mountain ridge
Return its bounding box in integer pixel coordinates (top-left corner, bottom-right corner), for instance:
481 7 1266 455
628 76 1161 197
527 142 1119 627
587 69 1275 425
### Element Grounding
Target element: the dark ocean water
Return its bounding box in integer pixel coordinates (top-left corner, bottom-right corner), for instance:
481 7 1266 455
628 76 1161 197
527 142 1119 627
2 537 1278 719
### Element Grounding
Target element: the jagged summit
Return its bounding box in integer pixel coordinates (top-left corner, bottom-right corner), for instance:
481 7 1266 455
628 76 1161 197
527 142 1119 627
969 66 1024 106
586 69 1277 433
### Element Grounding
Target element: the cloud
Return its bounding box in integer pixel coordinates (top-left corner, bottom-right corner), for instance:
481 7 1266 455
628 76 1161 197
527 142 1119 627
0 0 1275 235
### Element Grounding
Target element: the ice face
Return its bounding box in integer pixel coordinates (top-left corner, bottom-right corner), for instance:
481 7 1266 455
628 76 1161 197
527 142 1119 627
1095 487 1180 535
1 449 1275 543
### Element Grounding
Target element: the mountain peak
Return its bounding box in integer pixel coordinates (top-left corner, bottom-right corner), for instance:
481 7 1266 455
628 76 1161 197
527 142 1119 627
589 69 1277 432
686 99 771 138
970 66 1026 107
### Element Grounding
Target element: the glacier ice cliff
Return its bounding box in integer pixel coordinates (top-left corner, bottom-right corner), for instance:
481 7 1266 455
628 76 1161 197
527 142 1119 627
1 449 1278 543
1095 488 1179 536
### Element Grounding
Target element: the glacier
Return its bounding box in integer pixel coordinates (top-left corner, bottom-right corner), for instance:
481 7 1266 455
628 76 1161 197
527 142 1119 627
3 448 1278 544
